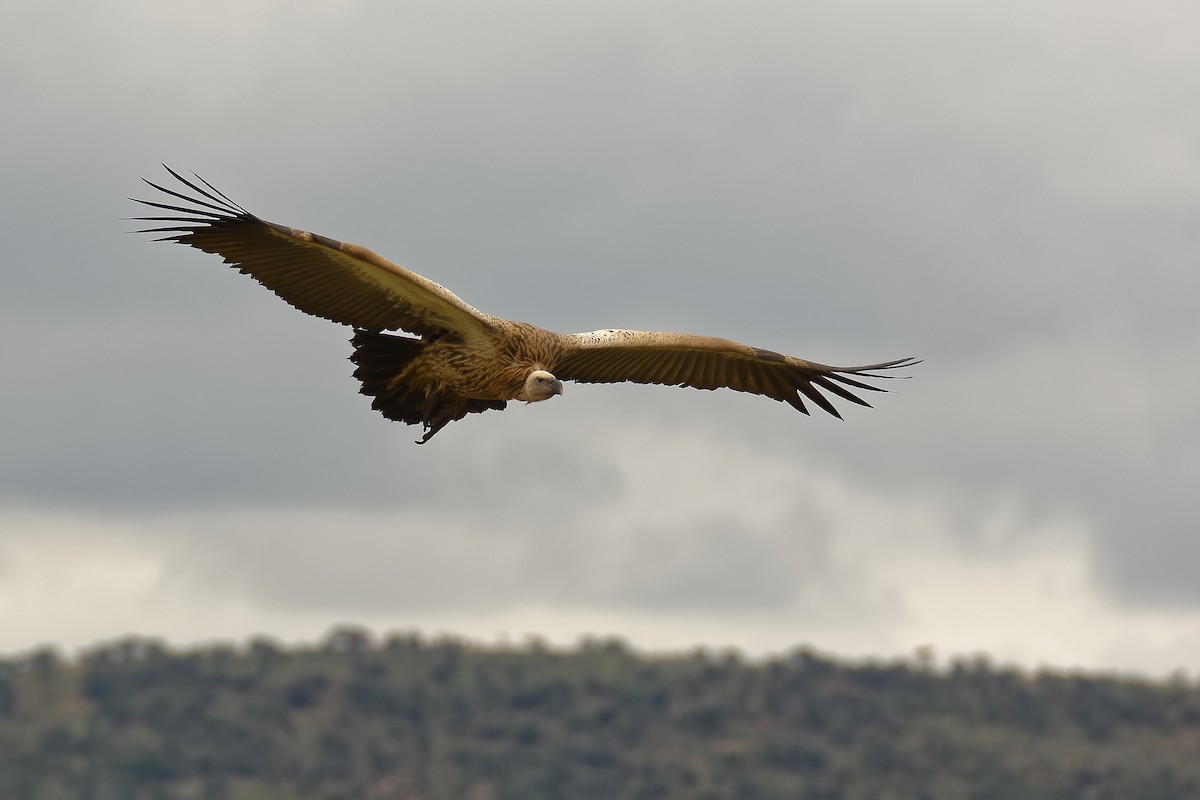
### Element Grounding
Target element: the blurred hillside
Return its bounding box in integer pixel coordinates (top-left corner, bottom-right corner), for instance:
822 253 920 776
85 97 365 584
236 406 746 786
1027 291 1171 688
3 628 1199 799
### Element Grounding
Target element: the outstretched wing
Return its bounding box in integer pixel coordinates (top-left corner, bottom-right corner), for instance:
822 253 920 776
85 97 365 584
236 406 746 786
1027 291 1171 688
131 166 497 340
554 329 917 418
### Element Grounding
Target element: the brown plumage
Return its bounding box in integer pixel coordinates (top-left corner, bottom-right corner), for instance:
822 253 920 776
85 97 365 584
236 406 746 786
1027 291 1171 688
132 167 918 443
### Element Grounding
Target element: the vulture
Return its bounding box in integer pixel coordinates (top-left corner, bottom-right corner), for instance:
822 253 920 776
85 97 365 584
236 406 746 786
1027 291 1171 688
132 167 917 443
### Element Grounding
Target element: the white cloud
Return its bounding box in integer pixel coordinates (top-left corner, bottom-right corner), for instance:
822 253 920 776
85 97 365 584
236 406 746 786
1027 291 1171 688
5 418 1198 676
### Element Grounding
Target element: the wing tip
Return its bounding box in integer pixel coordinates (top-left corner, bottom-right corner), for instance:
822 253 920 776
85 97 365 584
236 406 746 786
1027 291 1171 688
790 355 918 417
824 357 920 391
842 356 922 374
130 166 255 230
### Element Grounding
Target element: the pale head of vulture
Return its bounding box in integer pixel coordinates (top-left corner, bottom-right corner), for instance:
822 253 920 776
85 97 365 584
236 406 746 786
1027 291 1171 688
518 370 565 403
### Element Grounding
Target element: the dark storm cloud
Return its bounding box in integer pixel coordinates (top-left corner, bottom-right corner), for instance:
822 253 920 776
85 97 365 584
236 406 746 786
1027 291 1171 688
2 0 1199 625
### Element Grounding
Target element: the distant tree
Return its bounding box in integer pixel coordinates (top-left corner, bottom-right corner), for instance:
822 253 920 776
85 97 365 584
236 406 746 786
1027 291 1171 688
1 629 1199 799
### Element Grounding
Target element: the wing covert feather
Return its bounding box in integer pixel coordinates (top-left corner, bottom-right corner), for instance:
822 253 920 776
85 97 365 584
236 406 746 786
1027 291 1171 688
132 166 496 340
555 329 917 418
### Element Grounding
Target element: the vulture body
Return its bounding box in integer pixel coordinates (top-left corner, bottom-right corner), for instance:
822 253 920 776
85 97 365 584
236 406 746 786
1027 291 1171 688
132 167 917 443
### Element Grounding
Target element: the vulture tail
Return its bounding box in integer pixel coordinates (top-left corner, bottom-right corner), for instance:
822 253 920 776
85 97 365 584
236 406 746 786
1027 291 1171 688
349 331 505 443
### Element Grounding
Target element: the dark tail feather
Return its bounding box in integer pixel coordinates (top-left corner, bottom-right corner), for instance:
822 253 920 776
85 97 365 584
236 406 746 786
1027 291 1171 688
350 330 424 408
349 330 505 443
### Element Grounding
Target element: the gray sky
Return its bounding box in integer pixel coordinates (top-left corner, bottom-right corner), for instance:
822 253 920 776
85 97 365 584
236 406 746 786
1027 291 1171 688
3 0 1199 675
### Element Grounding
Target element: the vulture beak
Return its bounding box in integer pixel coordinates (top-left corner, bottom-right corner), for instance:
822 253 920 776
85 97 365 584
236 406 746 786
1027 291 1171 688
551 379 564 396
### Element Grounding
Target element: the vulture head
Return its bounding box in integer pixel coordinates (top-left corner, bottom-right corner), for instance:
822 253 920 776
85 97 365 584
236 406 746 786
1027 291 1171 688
518 370 564 403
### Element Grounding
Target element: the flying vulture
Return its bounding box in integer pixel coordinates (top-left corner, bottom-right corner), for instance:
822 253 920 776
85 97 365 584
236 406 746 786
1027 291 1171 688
132 167 917 443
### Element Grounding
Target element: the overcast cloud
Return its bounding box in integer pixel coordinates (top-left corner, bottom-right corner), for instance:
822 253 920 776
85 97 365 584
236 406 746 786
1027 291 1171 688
2 0 1199 675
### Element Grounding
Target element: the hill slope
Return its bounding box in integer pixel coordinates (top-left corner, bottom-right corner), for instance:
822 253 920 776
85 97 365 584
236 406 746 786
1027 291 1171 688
3 629 1199 799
